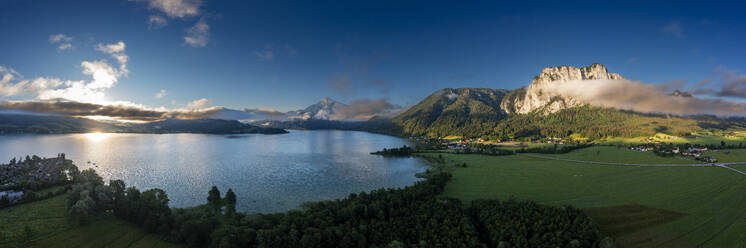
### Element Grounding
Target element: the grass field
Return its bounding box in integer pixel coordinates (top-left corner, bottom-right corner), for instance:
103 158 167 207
0 193 180 248
425 151 746 247
540 146 701 164
602 132 746 146
704 149 746 163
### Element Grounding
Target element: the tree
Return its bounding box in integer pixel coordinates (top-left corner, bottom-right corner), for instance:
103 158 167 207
208 186 222 211
109 180 126 203
78 168 103 185
70 195 96 225
224 188 237 216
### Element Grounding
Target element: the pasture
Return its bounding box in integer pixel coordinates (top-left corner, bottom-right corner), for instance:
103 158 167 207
541 146 700 164
425 151 746 247
705 148 746 163
0 193 180 248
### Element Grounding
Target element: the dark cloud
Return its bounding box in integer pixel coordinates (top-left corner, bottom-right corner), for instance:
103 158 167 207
690 68 746 99
167 107 288 121
328 74 354 97
716 70 746 98
656 79 687 92
332 98 398 120
329 43 392 98
0 100 165 121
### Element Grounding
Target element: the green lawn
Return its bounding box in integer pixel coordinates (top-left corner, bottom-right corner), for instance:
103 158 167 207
602 132 746 146
540 146 700 164
0 194 180 248
425 152 746 247
705 149 746 163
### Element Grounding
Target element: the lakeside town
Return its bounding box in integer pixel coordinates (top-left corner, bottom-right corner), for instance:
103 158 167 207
0 154 73 205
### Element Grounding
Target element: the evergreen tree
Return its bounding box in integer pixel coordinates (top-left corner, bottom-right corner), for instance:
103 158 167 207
224 188 237 216
207 186 222 211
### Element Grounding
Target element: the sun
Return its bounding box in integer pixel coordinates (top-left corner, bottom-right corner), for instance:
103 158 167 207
85 132 112 142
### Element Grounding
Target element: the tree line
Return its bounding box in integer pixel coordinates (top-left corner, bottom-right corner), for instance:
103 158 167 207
63 166 611 247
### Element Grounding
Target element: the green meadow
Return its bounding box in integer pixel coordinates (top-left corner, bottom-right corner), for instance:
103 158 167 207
541 146 701 164
602 131 746 146
0 193 180 248
424 149 746 247
704 148 746 163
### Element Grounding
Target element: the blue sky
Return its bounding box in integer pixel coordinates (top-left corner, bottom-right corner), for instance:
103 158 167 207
0 0 745 114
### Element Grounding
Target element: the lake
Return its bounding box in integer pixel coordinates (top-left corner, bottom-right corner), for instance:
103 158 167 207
0 130 428 213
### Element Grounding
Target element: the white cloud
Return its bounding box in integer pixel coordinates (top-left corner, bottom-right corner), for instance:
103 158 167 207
130 0 209 49
131 0 201 18
0 67 66 97
49 34 73 51
81 60 119 89
48 34 72 43
187 98 209 109
663 21 683 38
57 43 73 51
184 18 209 47
155 89 167 99
95 41 129 75
36 59 124 103
540 79 746 117
253 45 275 60
148 15 168 29
0 66 20 85
0 41 129 104
96 41 126 54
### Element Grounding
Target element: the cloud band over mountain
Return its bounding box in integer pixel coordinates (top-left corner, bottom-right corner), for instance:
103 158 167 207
542 79 746 117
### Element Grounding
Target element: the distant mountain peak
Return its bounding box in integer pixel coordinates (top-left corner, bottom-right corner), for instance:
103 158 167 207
671 89 693 97
531 63 624 86
289 97 347 120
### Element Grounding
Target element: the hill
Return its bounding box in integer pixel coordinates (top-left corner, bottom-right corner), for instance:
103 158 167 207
391 88 509 137
0 114 287 134
125 118 287 134
383 63 744 140
0 114 118 134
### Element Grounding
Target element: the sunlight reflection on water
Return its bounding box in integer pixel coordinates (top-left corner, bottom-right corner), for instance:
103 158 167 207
0 130 427 213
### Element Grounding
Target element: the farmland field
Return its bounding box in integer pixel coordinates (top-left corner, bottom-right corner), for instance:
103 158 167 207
424 150 746 247
705 149 746 163
539 146 700 164
602 132 746 145
0 193 180 248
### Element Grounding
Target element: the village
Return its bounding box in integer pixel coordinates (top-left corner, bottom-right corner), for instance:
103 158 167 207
418 135 722 163
629 145 718 163
0 153 71 204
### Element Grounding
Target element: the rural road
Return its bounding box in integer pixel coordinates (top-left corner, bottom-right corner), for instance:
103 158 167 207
518 153 746 176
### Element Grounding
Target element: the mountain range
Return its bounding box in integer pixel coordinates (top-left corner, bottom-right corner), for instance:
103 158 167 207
1 63 742 138
0 114 287 134
272 63 743 139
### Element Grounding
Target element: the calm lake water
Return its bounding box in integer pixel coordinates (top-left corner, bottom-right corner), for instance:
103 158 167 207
0 130 427 213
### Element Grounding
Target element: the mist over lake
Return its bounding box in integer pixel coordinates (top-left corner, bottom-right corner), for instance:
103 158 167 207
0 130 427 213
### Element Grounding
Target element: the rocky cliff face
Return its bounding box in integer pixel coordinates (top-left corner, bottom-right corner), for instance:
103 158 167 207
501 63 624 114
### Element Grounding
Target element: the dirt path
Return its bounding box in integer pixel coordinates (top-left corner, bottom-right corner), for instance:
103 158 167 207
518 153 746 176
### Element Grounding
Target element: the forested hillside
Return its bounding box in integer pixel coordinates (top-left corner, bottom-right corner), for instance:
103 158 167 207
391 88 509 137
490 105 708 140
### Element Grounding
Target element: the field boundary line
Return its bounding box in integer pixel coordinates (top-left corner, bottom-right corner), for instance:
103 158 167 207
517 153 746 176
